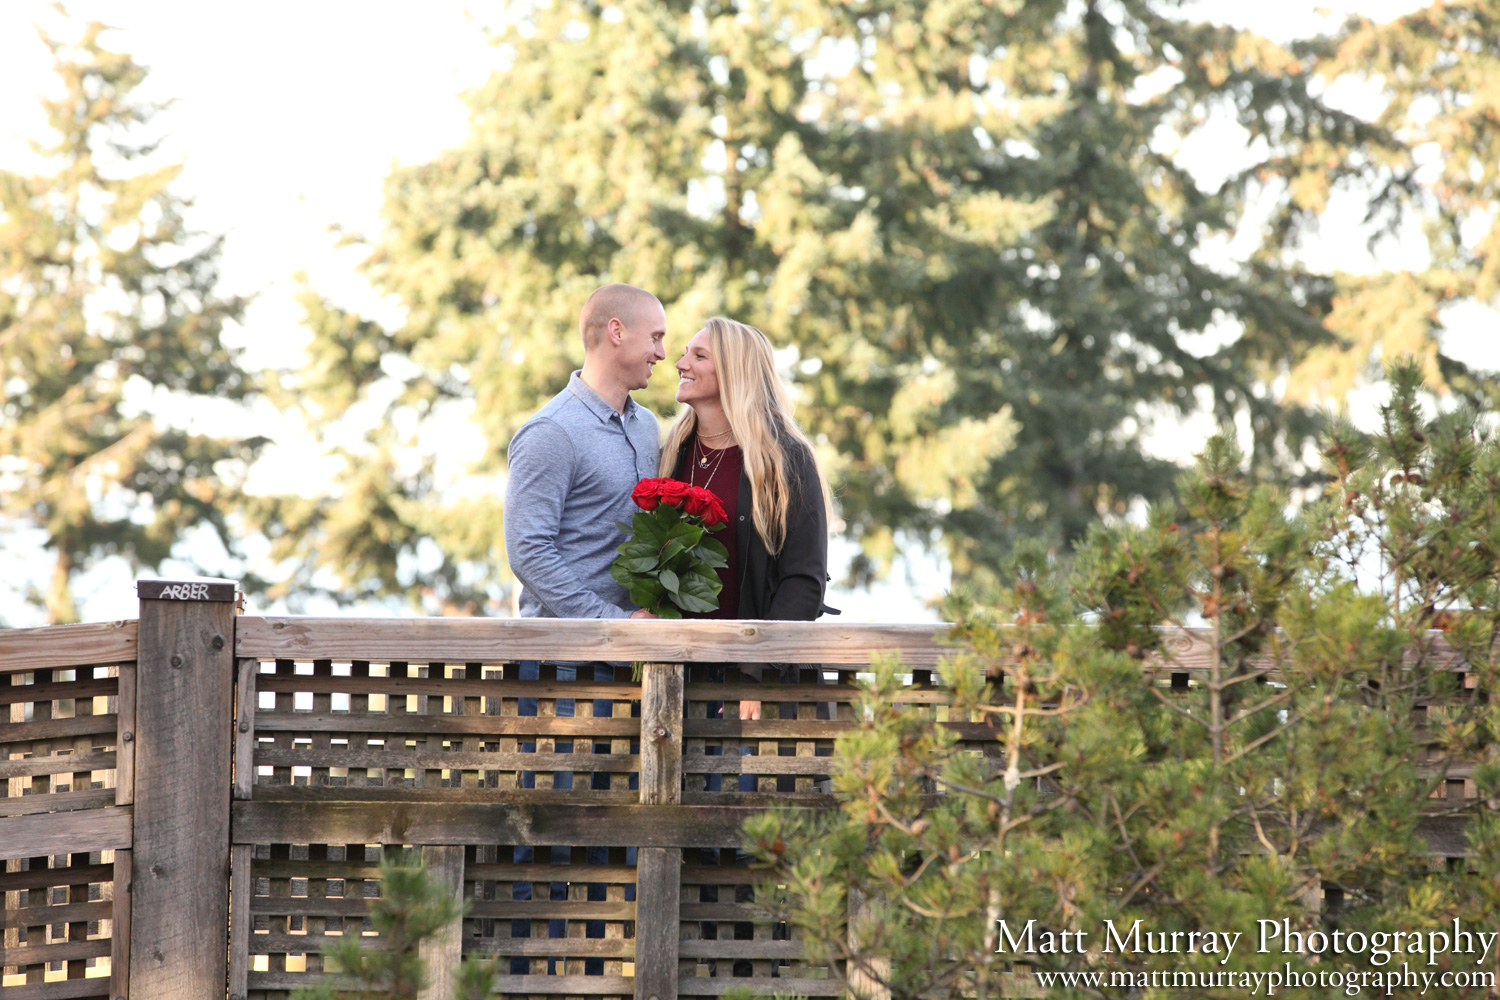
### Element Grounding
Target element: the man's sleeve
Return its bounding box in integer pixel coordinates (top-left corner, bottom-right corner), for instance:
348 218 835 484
504 418 632 619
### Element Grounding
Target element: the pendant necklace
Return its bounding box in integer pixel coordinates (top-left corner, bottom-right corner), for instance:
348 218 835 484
691 436 730 488
696 427 734 466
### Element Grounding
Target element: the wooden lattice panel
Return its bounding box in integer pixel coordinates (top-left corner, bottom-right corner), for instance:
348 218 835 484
242 660 641 798
681 665 844 803
677 848 837 996
0 850 119 995
240 842 392 998
2 667 130 819
464 845 636 996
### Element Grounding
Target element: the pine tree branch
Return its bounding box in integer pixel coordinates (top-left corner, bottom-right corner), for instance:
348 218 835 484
1146 684 1209 728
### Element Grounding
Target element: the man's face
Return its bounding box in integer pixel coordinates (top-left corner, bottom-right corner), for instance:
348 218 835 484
614 301 668 390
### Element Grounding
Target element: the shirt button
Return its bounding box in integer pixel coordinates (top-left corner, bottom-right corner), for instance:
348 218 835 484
738 515 745 521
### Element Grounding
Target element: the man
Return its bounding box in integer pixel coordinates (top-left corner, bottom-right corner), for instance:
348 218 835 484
505 282 667 618
501 282 666 975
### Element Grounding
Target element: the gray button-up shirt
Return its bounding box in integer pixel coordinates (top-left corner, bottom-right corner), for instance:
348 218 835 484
504 371 661 618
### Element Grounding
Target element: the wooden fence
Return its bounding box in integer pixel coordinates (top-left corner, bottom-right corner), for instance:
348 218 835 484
0 579 1482 1000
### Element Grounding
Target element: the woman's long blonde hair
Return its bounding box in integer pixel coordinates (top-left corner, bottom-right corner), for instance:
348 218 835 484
660 317 829 555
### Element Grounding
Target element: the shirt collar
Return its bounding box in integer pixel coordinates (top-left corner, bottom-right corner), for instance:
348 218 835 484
567 370 640 423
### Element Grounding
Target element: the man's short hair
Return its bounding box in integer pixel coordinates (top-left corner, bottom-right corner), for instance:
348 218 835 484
579 284 660 350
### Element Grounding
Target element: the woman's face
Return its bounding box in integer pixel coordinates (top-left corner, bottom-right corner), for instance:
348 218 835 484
674 328 720 407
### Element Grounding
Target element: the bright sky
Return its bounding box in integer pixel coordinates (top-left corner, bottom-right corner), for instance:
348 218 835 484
1 0 1492 627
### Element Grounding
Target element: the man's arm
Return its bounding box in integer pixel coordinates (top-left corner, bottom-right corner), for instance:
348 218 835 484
504 418 633 619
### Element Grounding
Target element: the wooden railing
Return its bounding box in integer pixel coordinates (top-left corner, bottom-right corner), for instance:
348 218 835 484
0 580 1483 1000
1 580 954 1000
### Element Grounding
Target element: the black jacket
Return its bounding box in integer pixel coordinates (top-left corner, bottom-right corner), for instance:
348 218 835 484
674 434 828 620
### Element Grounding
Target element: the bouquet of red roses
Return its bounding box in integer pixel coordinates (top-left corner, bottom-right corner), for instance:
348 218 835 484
612 478 730 618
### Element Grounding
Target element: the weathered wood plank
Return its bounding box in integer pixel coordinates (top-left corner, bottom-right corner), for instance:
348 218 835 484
115 663 136 807
0 713 118 744
234 658 258 801
679 977 843 996
256 673 638 701
128 585 236 999
247 971 637 994
111 848 132 1000
640 664 684 807
236 616 949 665
0 978 115 999
418 845 465 1000
677 939 805 959
681 754 837 776
254 711 643 737
0 620 138 674
0 786 116 818
0 863 112 893
0 677 118 707
0 807 132 861
250 784 639 806
461 937 635 957
228 843 252 1000
244 896 637 920
0 936 112 965
231 801 776 848
0 899 111 927
635 847 680 1000
0 749 117 780
253 746 641 773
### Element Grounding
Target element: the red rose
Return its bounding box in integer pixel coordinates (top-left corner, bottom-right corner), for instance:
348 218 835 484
684 486 726 526
655 479 691 507
693 491 727 528
631 478 668 510
683 486 714 518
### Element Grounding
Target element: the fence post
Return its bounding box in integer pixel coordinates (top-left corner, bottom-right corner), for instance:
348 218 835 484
418 845 467 1000
635 662 685 1000
128 577 238 999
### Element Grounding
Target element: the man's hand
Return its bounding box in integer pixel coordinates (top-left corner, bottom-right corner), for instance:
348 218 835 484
738 699 762 721
631 608 659 619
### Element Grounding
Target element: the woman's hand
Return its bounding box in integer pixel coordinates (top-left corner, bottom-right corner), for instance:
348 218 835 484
631 608 659 619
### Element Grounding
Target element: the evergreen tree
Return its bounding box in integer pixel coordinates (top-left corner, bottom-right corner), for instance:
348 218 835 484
745 358 1499 998
1287 0 1500 408
0 17 259 624
292 854 499 1000
271 0 1476 603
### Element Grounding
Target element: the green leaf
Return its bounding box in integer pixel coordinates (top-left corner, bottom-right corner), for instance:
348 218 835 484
619 540 658 560
631 511 669 548
629 578 664 609
655 604 682 620
694 538 729 568
659 539 688 564
675 570 721 614
667 522 705 548
659 568 680 594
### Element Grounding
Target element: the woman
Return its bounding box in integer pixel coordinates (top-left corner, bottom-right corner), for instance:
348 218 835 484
660 316 832 621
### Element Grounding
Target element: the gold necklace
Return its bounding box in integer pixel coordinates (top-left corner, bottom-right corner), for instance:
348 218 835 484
697 426 734 445
691 437 731 485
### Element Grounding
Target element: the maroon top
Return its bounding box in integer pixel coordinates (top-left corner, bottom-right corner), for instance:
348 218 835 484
672 439 742 619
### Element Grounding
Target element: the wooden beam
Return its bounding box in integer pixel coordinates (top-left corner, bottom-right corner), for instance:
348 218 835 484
128 579 237 999
235 616 949 665
418 845 466 1000
0 807 132 861
0 619 138 674
637 662 685 1000
231 801 773 848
